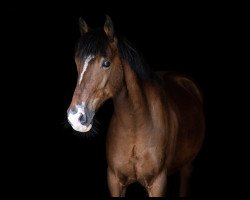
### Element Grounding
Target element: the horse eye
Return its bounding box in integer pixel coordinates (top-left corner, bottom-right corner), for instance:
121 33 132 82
101 60 111 68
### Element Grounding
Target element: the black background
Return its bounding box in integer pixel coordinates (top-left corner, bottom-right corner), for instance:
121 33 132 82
4 2 243 199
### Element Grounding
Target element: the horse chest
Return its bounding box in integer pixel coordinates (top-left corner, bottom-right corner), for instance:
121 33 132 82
108 139 163 182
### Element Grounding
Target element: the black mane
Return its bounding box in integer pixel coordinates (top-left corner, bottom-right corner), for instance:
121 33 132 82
75 28 153 80
75 28 109 58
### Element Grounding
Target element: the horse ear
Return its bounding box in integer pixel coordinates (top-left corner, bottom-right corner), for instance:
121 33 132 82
104 15 115 41
79 17 89 35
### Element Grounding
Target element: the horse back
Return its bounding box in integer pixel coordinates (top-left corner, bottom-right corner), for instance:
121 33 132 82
156 71 205 173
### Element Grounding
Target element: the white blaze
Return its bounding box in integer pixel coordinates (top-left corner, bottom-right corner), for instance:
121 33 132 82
78 55 95 85
67 102 92 132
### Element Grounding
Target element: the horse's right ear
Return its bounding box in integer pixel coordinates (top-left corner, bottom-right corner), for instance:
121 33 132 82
104 15 115 42
79 17 89 35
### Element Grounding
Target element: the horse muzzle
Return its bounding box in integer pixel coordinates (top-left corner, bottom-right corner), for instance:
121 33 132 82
67 102 94 132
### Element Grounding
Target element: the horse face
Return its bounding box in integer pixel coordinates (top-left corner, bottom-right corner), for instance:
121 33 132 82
67 16 123 133
67 52 123 132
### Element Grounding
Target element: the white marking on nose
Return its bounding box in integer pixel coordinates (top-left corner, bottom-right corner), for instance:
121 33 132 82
67 102 92 132
78 55 95 85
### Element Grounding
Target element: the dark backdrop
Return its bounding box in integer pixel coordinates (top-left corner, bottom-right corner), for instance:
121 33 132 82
4 3 242 199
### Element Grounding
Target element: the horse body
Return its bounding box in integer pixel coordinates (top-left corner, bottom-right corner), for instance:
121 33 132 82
67 16 205 197
106 64 204 196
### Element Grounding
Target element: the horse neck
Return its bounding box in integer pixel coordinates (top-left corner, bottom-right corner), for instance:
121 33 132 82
112 63 150 128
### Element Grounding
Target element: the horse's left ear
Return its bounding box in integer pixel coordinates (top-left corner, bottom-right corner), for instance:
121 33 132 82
79 17 89 35
104 15 115 42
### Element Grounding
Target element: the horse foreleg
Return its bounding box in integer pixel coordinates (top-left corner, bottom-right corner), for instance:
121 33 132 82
147 170 167 197
107 168 126 197
179 163 193 197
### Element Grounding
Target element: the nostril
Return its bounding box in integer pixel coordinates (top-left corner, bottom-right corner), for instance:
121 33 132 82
79 113 86 125
70 107 77 115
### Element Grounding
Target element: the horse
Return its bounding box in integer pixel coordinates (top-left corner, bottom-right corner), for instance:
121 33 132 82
67 15 205 197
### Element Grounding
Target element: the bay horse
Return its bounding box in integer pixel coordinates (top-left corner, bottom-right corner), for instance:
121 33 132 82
67 15 205 197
